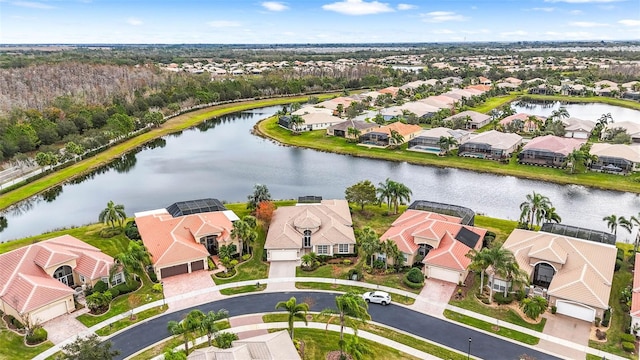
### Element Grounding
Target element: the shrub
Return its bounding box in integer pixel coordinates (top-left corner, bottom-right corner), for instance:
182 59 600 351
620 333 636 343
514 290 526 302
317 255 331 264
596 329 607 340
406 268 424 284
481 298 491 304
594 317 601 327
622 303 631 313
615 259 623 271
124 225 140 240
617 248 625 261
8 316 24 330
93 280 108 293
208 258 216 270
347 268 362 281
551 305 557 314
112 279 140 295
242 254 251 261
26 327 48 345
403 277 424 289
152 283 163 293
494 293 513 305
343 259 352 266
100 227 123 238
373 259 385 269
147 269 158 283
602 308 611 327
630 253 636 266
107 288 120 298
622 341 635 353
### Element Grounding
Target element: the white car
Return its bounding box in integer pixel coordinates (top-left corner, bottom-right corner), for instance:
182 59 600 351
362 291 391 305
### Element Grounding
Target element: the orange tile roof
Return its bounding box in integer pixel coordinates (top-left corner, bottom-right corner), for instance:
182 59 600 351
424 231 476 270
466 85 491 92
375 122 423 138
0 235 114 314
136 210 234 267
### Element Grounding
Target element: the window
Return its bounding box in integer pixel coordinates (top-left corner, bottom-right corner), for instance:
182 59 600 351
111 272 124 286
338 244 349 254
491 279 507 293
303 230 311 248
317 245 329 255
79 275 86 284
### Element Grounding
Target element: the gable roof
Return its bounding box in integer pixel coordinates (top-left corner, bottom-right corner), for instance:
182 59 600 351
631 256 640 316
562 117 595 132
374 122 423 138
502 229 616 309
264 200 355 249
590 143 640 163
136 209 235 267
443 110 490 125
0 235 113 314
522 135 585 156
327 119 379 132
414 127 469 141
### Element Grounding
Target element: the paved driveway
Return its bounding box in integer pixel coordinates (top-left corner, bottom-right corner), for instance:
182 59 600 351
411 278 456 317
539 313 591 359
161 270 221 311
42 312 91 345
267 261 296 291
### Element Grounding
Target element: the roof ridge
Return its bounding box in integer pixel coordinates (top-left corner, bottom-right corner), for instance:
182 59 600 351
0 247 31 296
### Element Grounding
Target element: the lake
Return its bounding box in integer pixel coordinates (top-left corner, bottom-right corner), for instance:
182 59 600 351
2 103 640 242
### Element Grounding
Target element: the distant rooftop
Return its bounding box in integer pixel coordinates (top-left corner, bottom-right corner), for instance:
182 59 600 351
166 198 227 217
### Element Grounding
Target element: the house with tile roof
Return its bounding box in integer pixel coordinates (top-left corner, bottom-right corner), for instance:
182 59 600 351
518 135 585 167
0 235 119 324
562 117 595 139
378 209 486 284
602 121 640 143
631 256 640 335
496 229 616 322
443 110 491 130
264 200 355 262
408 127 469 155
358 122 422 148
499 113 546 133
326 119 379 139
136 199 239 280
589 143 640 173
188 330 300 360
458 130 523 159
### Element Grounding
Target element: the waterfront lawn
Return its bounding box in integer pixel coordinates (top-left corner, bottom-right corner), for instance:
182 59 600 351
449 274 546 332
0 222 130 257
444 309 539 345
76 271 163 327
263 314 466 360
588 243 635 359
474 215 519 243
350 204 405 235
469 93 519 115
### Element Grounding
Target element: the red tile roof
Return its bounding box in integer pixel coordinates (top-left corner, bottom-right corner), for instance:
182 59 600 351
631 256 640 316
522 134 586 156
136 210 234 267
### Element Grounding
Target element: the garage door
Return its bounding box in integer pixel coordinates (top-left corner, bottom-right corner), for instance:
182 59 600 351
556 300 595 322
428 267 459 283
270 250 298 261
160 264 189 278
191 260 205 272
32 300 69 323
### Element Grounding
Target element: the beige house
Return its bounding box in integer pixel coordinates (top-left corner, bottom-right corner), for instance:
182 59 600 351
136 199 240 280
496 229 616 322
589 143 640 173
264 200 356 262
0 235 120 324
459 130 523 159
188 331 300 360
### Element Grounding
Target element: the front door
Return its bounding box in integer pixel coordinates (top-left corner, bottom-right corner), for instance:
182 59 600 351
206 236 218 255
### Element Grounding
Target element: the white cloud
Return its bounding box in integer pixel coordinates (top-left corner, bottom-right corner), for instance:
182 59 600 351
569 10 583 15
500 30 528 37
11 1 54 9
322 0 394 15
545 31 600 39
262 1 288 11
207 20 242 28
421 11 466 23
127 17 143 26
569 21 609 27
544 0 620 3
397 3 416 10
619 19 640 26
530 7 555 12
432 29 455 34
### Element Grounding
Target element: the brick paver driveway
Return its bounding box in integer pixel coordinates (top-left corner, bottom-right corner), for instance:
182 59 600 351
539 313 591 359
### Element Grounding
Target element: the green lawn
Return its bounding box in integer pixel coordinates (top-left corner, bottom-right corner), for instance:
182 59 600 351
350 204 405 236
0 322 53 360
0 222 130 256
469 93 520 114
256 110 640 193
449 274 546 332
211 226 269 285
263 314 467 360
219 283 266 296
444 309 540 345
95 306 167 336
474 215 519 244
588 243 635 359
76 271 163 327
294 282 415 305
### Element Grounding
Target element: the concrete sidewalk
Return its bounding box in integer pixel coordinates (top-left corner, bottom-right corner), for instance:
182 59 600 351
33 277 629 360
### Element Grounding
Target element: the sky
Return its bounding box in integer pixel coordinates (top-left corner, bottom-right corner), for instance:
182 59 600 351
0 0 639 44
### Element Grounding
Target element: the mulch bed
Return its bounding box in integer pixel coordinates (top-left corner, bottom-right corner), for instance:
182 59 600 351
450 272 476 301
326 350 352 360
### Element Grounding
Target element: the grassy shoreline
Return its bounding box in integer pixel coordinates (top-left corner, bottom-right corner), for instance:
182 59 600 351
254 95 640 194
0 94 339 212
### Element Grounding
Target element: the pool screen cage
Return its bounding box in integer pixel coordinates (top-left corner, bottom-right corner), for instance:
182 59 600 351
166 198 227 217
540 223 616 245
407 200 475 226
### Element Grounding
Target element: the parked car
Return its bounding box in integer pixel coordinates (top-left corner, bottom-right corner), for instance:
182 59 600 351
362 291 391 305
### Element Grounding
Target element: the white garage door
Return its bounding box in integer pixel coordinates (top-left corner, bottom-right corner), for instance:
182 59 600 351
428 267 459 283
32 300 69 323
556 300 595 322
270 249 298 261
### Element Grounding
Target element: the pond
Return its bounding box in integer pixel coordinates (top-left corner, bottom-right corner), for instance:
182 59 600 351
512 100 640 122
2 103 640 242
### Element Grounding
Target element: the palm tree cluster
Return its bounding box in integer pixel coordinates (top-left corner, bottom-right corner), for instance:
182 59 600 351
518 192 561 230
603 213 640 250
376 178 412 215
466 245 527 303
564 143 597 174
357 226 404 271
167 309 230 355
113 240 152 283
231 215 258 256
437 136 458 155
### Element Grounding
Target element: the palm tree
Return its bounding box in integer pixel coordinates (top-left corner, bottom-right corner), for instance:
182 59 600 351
167 310 204 355
483 246 517 303
113 241 151 281
345 335 372 360
519 192 552 230
564 149 585 174
521 296 548 320
321 292 371 359
603 214 620 236
347 127 361 141
437 136 458 155
389 180 412 215
550 107 569 122
200 309 229 346
542 207 562 224
247 184 272 211
619 216 634 243
376 178 394 211
275 296 309 339
389 129 404 147
290 115 305 132
381 239 400 271
231 215 257 256
358 226 380 267
466 248 490 295
99 200 126 229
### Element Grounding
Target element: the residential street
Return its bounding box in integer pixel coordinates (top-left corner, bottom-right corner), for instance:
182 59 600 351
109 291 559 360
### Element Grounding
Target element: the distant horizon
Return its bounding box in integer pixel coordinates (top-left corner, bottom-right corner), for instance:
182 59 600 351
1 0 638 44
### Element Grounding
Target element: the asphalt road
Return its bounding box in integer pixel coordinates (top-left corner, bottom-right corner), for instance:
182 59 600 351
109 291 559 360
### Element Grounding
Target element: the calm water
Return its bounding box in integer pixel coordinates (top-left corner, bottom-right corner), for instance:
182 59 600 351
512 100 640 122
2 103 640 241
